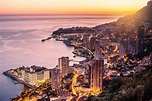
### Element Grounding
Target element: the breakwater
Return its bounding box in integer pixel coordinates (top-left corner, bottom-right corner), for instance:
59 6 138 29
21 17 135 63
3 71 35 88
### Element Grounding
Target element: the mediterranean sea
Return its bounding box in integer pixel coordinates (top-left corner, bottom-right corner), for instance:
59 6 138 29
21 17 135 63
0 15 120 101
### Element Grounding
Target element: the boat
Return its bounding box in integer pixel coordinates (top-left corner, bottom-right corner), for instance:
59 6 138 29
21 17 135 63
14 81 19 84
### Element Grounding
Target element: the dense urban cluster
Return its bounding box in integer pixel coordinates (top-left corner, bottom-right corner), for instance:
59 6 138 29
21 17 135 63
4 1 152 101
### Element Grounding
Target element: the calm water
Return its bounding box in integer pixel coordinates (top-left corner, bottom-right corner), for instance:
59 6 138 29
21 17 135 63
0 15 120 101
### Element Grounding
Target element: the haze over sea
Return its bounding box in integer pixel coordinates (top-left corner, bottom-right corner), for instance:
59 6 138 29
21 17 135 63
0 15 120 101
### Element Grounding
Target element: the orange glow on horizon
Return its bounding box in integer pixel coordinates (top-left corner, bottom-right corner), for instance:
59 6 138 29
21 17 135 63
0 0 149 15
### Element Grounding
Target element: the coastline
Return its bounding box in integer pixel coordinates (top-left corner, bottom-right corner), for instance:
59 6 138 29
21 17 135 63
0 0 152 101
3 71 35 88
2 35 88 100
2 12 152 100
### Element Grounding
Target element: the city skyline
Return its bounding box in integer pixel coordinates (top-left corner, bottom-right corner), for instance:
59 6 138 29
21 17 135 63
0 0 152 100
0 0 149 15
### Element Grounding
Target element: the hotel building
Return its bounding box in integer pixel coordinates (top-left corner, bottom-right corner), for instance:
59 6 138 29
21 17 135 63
51 67 61 90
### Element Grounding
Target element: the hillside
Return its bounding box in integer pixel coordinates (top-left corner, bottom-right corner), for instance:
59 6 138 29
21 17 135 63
88 67 152 101
117 0 152 25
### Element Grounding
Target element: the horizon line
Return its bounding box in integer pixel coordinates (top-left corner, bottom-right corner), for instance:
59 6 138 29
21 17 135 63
0 14 125 16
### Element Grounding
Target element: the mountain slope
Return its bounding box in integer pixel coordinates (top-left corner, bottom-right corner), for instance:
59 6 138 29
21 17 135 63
118 0 152 24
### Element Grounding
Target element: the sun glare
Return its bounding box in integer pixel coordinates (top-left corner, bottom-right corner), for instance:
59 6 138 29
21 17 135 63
0 0 149 15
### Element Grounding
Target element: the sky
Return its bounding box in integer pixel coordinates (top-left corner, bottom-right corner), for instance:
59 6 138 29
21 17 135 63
0 0 149 15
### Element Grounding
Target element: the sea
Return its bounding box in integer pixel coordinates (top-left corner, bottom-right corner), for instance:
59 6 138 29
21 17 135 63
0 15 120 101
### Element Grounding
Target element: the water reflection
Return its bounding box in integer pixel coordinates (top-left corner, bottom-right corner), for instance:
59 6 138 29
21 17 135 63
0 15 119 101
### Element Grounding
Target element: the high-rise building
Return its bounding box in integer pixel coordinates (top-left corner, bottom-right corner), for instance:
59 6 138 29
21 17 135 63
90 59 104 91
119 42 124 58
83 34 90 48
37 72 44 81
58 57 69 77
44 70 50 81
89 36 96 51
28 73 37 85
137 26 144 54
51 67 61 90
94 41 102 59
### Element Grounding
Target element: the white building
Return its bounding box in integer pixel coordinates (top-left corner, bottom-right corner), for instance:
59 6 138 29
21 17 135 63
21 67 50 86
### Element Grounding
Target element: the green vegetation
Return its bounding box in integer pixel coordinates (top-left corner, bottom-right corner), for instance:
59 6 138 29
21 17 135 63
88 67 152 101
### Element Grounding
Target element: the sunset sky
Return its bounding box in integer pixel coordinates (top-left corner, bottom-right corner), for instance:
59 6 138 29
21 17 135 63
0 0 149 15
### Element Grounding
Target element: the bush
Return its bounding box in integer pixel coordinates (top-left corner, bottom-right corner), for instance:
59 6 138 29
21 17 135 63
112 85 144 101
109 78 124 93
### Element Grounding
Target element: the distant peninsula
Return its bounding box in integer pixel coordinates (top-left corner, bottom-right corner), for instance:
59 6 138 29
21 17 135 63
48 1 152 38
